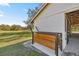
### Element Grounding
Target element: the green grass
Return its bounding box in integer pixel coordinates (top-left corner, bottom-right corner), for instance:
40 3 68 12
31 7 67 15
0 31 44 56
0 41 45 56
0 31 32 42
0 31 32 37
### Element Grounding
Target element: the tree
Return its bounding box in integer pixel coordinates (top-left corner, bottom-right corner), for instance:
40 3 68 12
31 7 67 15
23 4 42 28
0 24 27 31
23 8 38 25
4 25 10 31
27 9 32 18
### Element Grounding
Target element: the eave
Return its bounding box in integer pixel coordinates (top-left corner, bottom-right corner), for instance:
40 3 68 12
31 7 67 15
28 3 49 25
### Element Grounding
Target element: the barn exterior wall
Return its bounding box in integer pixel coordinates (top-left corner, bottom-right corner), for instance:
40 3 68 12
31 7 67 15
33 3 79 50
33 3 79 55
34 3 79 32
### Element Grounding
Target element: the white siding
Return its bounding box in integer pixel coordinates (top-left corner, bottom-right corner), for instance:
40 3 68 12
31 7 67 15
34 3 79 49
34 13 65 33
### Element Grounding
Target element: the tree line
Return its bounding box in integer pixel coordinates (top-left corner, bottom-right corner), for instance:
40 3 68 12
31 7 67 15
0 24 27 31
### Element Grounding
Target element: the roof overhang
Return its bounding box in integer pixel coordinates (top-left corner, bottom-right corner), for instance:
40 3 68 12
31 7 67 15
28 3 49 25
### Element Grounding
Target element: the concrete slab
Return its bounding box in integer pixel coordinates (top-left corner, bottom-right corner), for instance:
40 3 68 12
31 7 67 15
23 41 62 56
62 34 79 56
32 43 55 56
23 40 47 56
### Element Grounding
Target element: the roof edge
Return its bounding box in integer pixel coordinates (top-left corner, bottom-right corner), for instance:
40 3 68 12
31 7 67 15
28 3 49 25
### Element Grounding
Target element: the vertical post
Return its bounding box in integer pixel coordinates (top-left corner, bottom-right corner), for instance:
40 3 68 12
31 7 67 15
67 32 69 44
60 36 62 51
29 24 34 44
58 33 62 51
32 31 34 44
65 14 71 44
55 33 58 56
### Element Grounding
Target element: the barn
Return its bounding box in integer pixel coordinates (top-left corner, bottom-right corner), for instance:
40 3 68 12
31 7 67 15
27 3 79 56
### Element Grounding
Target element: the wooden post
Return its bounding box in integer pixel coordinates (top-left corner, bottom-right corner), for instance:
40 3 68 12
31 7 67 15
29 24 34 44
60 38 62 51
58 33 62 51
32 32 34 44
59 33 62 51
55 33 58 56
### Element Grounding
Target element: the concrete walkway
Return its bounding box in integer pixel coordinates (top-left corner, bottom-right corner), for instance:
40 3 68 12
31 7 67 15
62 34 79 56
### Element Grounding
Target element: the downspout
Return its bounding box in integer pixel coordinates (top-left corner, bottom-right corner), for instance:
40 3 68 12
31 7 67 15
35 26 40 32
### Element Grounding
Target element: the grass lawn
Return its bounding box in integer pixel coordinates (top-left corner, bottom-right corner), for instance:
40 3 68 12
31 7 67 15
0 41 44 56
0 31 44 56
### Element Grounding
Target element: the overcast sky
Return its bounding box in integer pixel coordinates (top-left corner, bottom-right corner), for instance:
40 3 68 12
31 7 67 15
0 3 39 26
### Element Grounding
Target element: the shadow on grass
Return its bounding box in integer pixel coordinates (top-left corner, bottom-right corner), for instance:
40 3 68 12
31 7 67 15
0 41 45 56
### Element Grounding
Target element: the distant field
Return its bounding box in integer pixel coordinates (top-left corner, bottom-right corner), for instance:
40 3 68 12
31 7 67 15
0 31 32 47
0 31 32 39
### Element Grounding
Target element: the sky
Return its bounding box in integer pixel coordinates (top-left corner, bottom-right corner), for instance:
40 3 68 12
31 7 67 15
0 3 40 26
